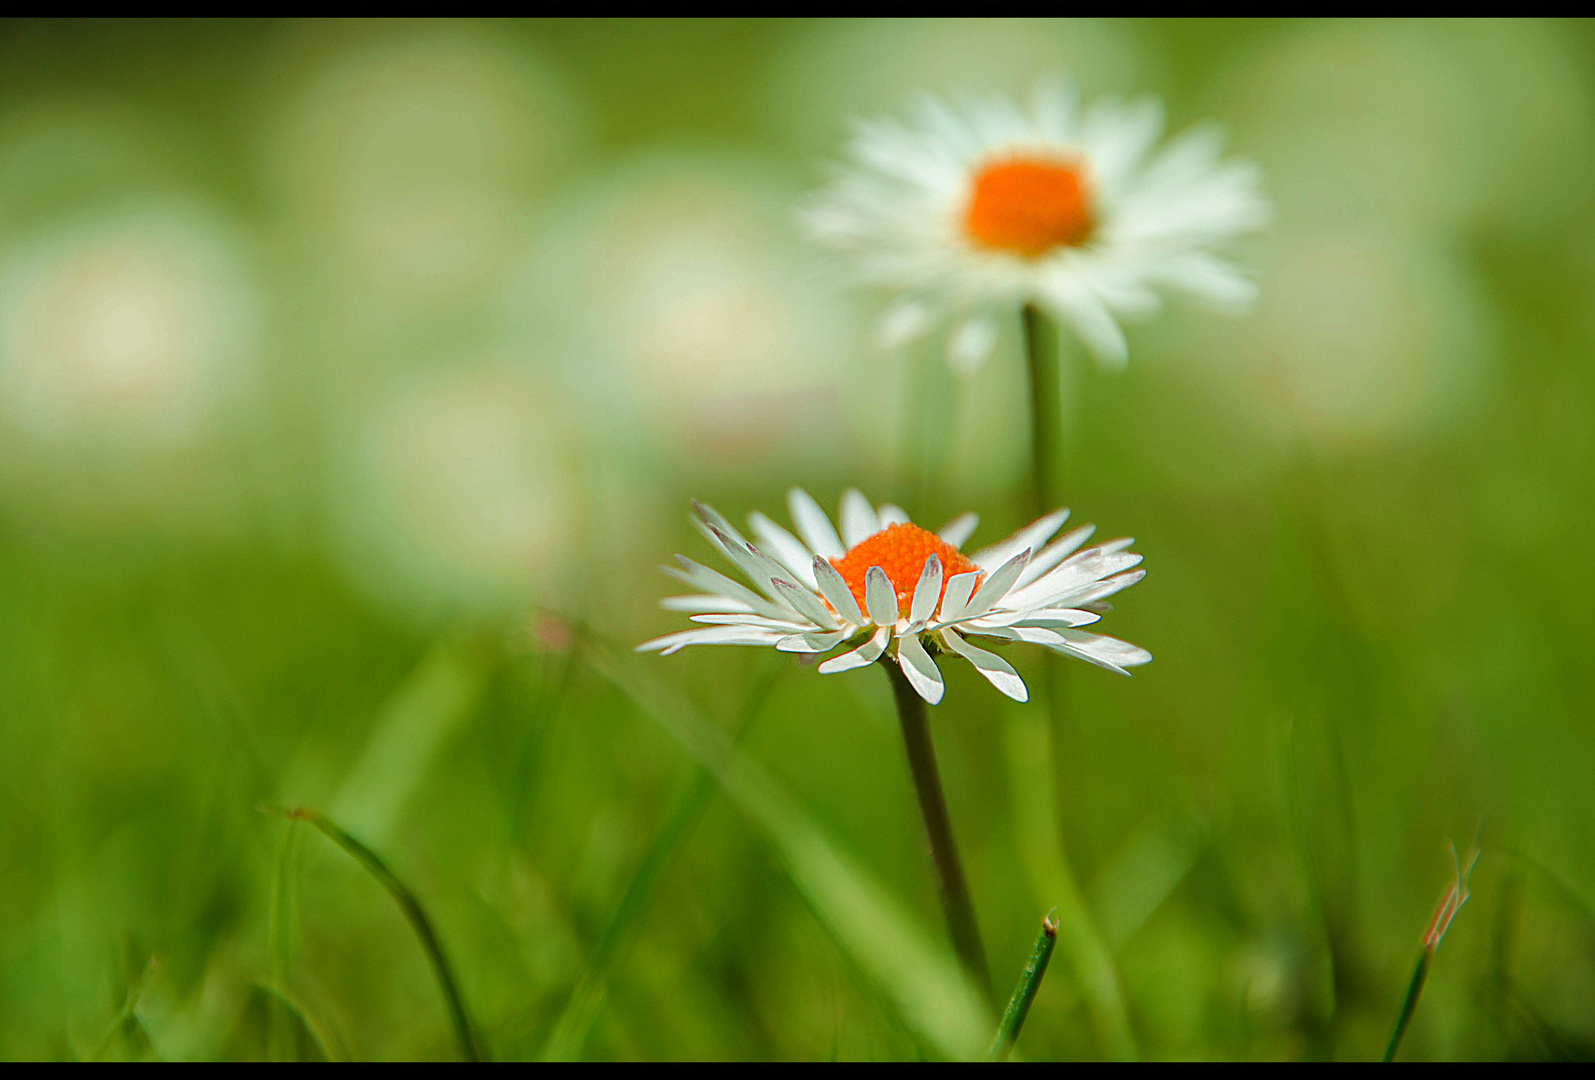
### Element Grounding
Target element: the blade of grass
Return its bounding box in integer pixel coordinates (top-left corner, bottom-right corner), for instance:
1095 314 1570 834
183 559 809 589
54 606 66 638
254 982 338 1062
89 956 158 1061
988 910 1059 1060
586 628 992 1060
1383 841 1479 1061
540 659 782 1061
266 819 301 1061
331 638 489 849
267 806 481 1062
1004 705 1137 1059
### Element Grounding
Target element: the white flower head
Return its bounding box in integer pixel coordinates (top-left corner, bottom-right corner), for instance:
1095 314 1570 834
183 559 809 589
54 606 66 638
803 79 1270 372
638 488 1150 704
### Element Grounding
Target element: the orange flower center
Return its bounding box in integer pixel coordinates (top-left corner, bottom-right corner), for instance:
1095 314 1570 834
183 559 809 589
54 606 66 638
829 522 981 620
964 156 1093 257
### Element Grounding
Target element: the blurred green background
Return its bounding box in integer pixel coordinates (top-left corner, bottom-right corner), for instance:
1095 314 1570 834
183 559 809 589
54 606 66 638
2 17 1594 1061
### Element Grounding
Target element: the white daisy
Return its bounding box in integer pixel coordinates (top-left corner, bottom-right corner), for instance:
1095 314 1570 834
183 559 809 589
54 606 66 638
638 488 1150 705
802 80 1270 373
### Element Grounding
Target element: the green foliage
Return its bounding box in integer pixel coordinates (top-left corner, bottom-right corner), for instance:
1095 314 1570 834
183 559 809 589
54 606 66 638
3 17 1595 1061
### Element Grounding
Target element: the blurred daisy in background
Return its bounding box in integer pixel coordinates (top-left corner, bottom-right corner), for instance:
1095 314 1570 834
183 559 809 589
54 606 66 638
640 488 1149 704
265 25 581 311
330 362 585 622
0 204 261 525
803 79 1269 374
506 155 856 473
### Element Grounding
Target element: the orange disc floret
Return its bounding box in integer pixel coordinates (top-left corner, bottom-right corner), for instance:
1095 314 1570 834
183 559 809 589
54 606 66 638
964 156 1093 257
829 522 981 621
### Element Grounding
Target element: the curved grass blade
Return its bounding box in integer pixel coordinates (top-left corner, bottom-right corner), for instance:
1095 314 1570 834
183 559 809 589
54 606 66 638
331 639 490 850
254 982 338 1062
1383 841 1479 1062
89 956 159 1061
541 660 782 1061
268 806 481 1062
582 627 992 1060
1004 705 1137 1059
988 910 1058 1060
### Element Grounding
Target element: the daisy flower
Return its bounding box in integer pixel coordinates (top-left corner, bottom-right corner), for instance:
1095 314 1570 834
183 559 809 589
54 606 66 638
638 488 1150 704
802 80 1270 373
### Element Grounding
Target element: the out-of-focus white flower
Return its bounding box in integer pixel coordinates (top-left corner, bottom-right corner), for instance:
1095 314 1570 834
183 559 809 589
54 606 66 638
1218 228 1494 446
507 156 854 469
639 488 1149 704
267 28 578 303
0 206 258 456
803 81 1269 373
332 363 583 620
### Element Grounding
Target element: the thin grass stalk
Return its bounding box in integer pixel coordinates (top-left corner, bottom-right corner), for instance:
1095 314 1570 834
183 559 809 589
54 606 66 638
988 910 1059 1060
1382 947 1431 1062
89 956 158 1061
254 982 338 1062
882 658 991 1000
1383 841 1479 1062
266 820 300 1060
272 806 481 1062
542 663 781 1060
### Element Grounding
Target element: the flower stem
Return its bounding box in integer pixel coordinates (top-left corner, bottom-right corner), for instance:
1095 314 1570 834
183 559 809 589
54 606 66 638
1382 946 1432 1062
883 659 991 1000
1022 301 1061 516
271 806 482 1062
988 910 1059 1060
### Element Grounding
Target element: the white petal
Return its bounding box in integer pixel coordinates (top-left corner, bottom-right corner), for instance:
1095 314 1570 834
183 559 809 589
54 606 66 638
965 602 1101 627
812 557 866 626
662 557 788 621
865 565 900 627
1005 549 1144 610
1037 569 1146 610
896 633 944 705
692 613 813 631
749 511 819 590
937 571 983 624
947 315 998 374
659 595 756 614
788 488 844 559
876 503 911 527
818 626 889 674
878 299 935 348
937 512 979 549
960 549 1033 622
909 555 943 626
707 525 809 615
692 500 752 551
1052 628 1153 671
941 630 1028 702
840 488 881 548
770 578 839 630
971 508 1070 571
636 626 786 655
1038 266 1128 370
1014 524 1097 588
776 629 852 653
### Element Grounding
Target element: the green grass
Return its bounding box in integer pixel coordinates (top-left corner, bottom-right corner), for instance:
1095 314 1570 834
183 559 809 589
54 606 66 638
3 17 1595 1061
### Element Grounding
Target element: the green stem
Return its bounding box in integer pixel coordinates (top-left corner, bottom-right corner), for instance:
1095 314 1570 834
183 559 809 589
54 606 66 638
275 807 481 1062
882 659 991 1000
1022 302 1061 516
988 911 1059 1060
1383 947 1432 1062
